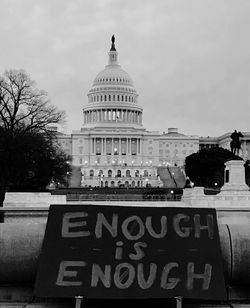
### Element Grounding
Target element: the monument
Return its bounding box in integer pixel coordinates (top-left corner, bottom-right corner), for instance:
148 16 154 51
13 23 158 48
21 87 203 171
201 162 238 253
230 130 243 155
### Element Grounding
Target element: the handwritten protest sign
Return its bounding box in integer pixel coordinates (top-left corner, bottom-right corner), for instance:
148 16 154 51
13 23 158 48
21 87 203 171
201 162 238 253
35 205 226 300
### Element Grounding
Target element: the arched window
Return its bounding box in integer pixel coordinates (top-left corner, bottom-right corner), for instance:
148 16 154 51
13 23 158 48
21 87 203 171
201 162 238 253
111 181 115 188
100 95 103 102
118 181 121 187
126 170 131 177
105 181 108 187
135 170 139 177
104 95 107 101
137 181 140 187
108 170 112 177
132 181 135 187
98 170 103 176
121 95 124 101
90 170 94 177
125 96 127 102
117 95 119 101
144 170 148 177
97 96 99 102
117 170 121 177
109 95 111 101
125 181 129 188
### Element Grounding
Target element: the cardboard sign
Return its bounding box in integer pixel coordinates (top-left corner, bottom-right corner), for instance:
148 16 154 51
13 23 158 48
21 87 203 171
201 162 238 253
35 205 226 300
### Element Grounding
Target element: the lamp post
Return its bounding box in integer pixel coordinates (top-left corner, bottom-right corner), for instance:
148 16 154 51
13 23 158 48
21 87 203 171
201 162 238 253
66 161 70 188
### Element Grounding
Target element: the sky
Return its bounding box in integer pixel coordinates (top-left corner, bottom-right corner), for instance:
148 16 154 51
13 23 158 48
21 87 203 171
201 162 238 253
0 0 250 137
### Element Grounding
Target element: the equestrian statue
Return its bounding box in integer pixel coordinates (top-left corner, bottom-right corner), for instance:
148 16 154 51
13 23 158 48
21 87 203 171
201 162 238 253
230 129 243 155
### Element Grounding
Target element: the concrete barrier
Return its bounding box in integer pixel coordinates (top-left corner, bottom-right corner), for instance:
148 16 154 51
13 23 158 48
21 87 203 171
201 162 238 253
4 192 66 207
0 222 249 287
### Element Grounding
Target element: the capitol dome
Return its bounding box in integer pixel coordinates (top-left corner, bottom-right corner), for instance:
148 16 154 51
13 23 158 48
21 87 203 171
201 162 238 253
93 65 134 87
83 36 143 129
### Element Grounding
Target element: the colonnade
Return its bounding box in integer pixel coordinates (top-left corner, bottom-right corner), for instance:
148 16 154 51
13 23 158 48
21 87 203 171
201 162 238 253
92 137 141 155
89 93 137 104
84 109 142 125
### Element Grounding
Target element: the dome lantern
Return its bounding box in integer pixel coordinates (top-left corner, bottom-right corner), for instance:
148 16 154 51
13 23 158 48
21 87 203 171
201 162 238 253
108 35 118 66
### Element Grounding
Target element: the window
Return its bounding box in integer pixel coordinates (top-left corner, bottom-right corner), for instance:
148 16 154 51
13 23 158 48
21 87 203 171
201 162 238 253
90 170 94 177
126 170 131 177
108 170 112 177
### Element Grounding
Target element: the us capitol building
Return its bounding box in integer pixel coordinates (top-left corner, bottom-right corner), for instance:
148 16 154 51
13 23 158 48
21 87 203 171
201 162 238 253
56 36 250 188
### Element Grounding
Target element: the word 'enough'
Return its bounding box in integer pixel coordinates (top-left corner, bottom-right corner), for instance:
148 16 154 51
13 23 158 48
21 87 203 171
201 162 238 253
61 212 214 240
56 261 212 291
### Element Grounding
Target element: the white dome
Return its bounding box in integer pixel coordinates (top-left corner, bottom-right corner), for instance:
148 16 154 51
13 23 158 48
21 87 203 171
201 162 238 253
93 65 134 87
83 36 143 130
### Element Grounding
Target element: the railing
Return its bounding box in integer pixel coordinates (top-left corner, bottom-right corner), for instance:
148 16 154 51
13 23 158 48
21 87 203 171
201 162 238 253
66 193 182 202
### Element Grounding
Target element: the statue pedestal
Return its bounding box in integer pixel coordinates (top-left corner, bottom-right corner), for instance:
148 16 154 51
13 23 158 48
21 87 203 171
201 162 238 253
221 160 249 192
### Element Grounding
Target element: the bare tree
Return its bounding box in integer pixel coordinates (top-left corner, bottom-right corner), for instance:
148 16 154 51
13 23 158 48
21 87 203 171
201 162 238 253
0 70 67 216
0 69 65 134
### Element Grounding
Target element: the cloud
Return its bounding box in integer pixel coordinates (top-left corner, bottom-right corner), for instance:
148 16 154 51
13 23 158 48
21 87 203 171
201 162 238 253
0 0 250 136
